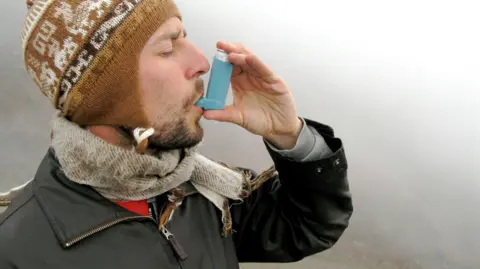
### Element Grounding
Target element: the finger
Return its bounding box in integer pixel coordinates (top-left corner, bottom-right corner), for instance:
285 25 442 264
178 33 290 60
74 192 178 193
245 54 275 79
228 53 248 67
228 53 262 75
216 41 238 54
202 105 243 126
231 66 243 77
217 41 252 55
227 53 251 77
229 53 275 80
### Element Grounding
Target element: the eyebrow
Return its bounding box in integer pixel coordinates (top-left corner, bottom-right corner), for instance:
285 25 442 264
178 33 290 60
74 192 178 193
150 28 187 46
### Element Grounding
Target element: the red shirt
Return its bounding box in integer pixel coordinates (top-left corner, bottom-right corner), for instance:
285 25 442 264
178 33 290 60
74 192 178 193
115 200 149 216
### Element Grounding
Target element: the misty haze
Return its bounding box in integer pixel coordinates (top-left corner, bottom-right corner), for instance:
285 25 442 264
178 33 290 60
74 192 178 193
1 0 479 268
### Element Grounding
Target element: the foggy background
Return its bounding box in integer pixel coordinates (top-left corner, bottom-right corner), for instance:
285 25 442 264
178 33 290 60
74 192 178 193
1 0 479 268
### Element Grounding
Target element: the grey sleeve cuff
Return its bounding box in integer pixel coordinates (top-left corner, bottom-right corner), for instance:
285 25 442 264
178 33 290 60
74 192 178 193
264 118 334 162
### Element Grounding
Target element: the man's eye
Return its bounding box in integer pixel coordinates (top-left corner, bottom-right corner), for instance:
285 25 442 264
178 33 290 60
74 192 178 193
158 49 173 57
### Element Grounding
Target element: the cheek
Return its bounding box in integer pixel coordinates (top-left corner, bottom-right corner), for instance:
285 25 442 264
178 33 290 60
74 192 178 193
138 60 186 121
140 69 165 99
138 62 168 119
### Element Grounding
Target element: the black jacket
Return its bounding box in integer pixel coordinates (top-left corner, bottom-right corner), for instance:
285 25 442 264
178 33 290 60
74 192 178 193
0 119 353 269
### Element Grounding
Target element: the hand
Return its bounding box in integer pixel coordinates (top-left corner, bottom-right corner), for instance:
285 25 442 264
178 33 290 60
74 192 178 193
202 41 303 149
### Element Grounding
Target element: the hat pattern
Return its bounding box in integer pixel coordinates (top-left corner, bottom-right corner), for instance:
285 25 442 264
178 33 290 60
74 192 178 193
22 0 143 109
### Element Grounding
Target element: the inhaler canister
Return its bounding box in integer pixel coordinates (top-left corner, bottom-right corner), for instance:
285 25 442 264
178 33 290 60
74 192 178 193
195 49 233 110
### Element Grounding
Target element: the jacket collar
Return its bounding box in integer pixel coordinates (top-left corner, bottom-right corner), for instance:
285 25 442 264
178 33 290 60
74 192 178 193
33 148 148 248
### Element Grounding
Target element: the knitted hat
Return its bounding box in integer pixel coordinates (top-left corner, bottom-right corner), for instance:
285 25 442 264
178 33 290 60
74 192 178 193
21 0 181 132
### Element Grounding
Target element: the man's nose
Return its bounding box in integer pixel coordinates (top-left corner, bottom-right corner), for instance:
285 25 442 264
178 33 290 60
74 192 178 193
185 42 210 79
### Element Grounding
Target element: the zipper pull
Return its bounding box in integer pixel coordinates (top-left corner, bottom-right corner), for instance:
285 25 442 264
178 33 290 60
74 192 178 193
161 227 188 260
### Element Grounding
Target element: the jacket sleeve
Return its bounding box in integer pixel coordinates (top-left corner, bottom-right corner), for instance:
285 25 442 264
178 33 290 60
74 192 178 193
264 117 335 162
230 118 353 263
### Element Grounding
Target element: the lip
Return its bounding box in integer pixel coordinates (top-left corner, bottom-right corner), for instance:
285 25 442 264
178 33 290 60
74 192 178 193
193 92 204 109
193 79 205 114
194 105 204 114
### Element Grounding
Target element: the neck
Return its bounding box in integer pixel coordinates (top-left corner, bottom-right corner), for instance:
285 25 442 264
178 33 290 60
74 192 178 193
87 125 134 149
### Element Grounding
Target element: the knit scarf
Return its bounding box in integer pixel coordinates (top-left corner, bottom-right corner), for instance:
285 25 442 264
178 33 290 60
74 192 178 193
0 114 276 234
47 114 243 234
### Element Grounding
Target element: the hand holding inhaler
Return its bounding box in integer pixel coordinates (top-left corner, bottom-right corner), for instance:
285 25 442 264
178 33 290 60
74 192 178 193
200 41 303 149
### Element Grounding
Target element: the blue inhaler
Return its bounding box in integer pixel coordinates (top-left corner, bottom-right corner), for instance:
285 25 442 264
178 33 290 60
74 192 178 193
195 49 233 110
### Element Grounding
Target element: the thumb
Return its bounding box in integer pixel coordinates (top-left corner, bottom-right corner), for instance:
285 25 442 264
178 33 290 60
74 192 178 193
202 105 244 126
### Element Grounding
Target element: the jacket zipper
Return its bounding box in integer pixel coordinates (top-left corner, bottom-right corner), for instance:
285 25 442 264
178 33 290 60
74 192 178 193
161 226 188 260
154 199 188 261
64 201 188 264
64 215 154 248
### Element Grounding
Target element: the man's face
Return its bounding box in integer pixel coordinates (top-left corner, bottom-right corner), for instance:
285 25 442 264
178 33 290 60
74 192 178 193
138 17 210 150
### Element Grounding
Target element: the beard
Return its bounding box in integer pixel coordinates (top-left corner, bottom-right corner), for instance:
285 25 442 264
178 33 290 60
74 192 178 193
145 79 205 151
147 117 203 150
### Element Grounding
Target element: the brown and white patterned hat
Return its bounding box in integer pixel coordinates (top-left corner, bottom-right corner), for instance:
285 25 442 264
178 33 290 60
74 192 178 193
21 0 181 129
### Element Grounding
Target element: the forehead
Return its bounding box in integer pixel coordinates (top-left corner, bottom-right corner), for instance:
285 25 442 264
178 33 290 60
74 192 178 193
147 17 184 43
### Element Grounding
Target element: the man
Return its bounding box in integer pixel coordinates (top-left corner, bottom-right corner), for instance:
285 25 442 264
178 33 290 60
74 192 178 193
0 0 353 268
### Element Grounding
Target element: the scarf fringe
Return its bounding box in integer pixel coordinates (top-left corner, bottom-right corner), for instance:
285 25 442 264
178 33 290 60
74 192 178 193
217 162 277 196
217 162 277 237
155 163 278 237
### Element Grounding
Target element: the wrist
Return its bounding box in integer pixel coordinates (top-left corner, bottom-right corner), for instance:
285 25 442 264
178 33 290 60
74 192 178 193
264 118 303 150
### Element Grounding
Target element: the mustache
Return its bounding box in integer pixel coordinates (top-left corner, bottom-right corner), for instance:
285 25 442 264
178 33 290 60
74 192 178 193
195 78 205 97
184 79 205 108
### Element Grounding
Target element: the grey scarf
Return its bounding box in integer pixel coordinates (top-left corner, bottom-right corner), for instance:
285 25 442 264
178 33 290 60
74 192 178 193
1 114 276 235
